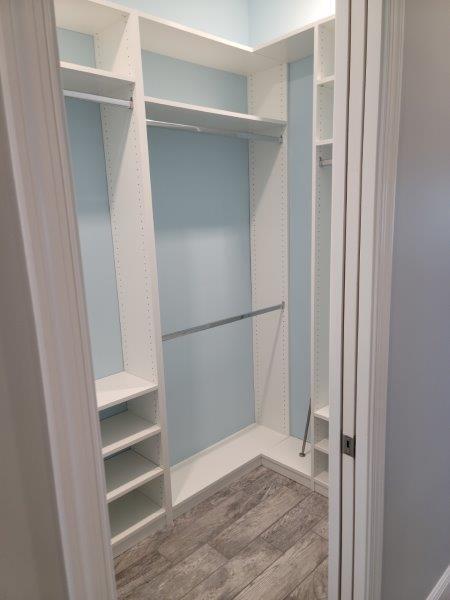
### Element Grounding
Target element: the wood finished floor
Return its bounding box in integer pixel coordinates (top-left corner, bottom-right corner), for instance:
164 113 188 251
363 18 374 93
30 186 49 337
114 466 328 600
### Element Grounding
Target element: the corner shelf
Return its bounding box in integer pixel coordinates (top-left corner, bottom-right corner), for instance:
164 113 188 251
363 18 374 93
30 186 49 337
100 411 161 458
314 405 330 422
316 138 334 146
96 371 157 411
60 62 134 100
109 489 165 547
145 96 286 138
314 438 329 454
105 450 163 503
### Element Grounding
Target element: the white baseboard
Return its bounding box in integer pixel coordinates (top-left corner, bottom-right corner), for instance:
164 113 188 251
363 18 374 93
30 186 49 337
427 566 450 600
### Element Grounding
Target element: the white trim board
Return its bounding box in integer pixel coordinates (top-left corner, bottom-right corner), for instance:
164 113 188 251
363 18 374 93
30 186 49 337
426 566 450 600
170 425 312 517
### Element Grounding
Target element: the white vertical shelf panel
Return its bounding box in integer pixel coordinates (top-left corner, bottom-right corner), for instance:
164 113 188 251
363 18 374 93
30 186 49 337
249 65 289 435
311 19 335 492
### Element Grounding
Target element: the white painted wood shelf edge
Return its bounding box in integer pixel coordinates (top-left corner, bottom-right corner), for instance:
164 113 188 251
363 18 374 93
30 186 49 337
60 61 134 100
108 490 165 546
145 96 287 137
96 370 157 411
314 405 330 421
100 411 161 458
104 450 163 503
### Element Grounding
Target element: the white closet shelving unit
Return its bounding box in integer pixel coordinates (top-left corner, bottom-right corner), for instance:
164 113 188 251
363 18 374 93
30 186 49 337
311 19 335 496
55 0 335 555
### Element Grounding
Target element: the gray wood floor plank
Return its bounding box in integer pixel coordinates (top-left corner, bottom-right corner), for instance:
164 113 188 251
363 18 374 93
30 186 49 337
115 551 170 599
284 558 328 599
261 494 326 552
125 544 226 600
312 517 328 541
234 534 327 600
181 538 282 600
114 529 170 575
211 486 301 559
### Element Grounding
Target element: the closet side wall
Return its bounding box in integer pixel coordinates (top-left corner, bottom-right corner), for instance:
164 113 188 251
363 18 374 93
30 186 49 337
288 56 313 439
248 0 335 46
118 0 249 44
60 31 124 381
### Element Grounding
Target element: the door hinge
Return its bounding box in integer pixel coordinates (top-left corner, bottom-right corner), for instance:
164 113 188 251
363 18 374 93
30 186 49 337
342 434 356 458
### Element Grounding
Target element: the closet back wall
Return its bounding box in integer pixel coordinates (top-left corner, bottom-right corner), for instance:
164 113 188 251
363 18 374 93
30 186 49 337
58 29 123 381
144 54 254 465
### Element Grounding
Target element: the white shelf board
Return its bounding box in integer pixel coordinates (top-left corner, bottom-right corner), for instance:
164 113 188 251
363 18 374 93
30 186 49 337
315 469 329 487
317 75 335 86
314 405 330 421
100 412 161 458
316 138 334 146
314 438 329 454
96 371 157 411
171 424 285 509
145 97 286 138
54 0 130 35
104 450 163 503
171 425 312 513
263 436 311 481
108 489 165 546
60 62 134 101
139 12 330 75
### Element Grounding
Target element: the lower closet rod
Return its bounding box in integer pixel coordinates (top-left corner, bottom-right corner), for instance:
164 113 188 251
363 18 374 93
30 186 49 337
162 302 285 342
63 90 132 109
146 119 282 144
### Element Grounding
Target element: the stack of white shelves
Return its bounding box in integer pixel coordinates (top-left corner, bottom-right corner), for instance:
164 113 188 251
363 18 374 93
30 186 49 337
311 18 335 496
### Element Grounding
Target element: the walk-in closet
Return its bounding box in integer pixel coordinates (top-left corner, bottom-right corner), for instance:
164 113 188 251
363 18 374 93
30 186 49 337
54 0 337 596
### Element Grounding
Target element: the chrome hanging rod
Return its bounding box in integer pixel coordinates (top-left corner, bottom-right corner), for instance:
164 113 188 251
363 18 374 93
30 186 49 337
63 90 132 109
146 118 283 144
162 302 285 342
319 157 332 167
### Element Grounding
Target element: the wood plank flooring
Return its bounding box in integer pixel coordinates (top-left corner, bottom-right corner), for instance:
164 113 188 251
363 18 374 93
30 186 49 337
115 466 328 599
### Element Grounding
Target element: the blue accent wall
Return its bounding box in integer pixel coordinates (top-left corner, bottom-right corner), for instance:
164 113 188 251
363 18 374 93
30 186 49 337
65 98 124 381
142 51 247 112
288 57 313 439
248 0 334 46
148 127 254 465
57 28 95 67
119 0 249 44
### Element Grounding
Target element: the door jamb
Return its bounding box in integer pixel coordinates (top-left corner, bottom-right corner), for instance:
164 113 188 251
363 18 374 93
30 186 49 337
353 0 405 598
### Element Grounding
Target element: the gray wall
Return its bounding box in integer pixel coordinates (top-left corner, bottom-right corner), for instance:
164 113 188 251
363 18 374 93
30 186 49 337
382 1 450 598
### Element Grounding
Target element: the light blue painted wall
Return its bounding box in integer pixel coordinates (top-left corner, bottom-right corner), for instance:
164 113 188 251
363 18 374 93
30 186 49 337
148 127 254 465
65 99 124 381
57 28 95 67
119 0 249 44
288 57 313 439
142 51 247 112
248 0 334 46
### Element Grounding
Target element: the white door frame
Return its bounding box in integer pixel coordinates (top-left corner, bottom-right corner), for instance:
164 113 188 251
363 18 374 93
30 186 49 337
352 0 405 598
0 1 116 598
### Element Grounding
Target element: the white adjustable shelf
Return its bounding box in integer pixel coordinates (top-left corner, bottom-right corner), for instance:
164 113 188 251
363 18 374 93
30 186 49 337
95 371 157 411
104 450 163 503
314 438 329 454
314 405 330 421
145 97 286 138
108 489 165 547
316 138 334 146
60 62 134 101
317 75 335 86
100 411 161 458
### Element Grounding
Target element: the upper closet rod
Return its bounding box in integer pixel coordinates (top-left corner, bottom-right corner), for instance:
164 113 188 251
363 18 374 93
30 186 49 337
146 119 283 144
162 302 285 342
63 90 132 109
